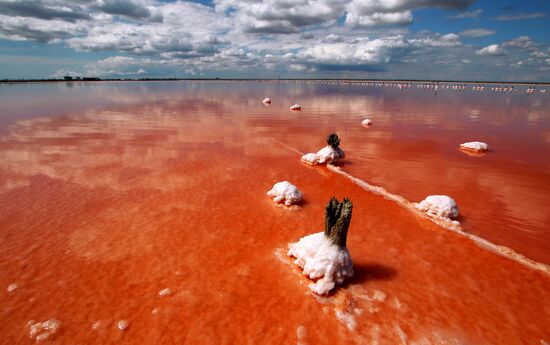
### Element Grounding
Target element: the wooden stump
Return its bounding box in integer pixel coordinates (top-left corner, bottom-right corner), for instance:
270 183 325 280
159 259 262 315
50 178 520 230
324 197 353 248
327 133 341 149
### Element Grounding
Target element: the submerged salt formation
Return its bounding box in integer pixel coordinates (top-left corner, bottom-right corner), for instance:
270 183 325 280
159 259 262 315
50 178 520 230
267 181 303 206
301 133 345 165
460 141 488 152
415 195 459 219
28 319 60 343
117 320 129 331
361 118 372 126
288 197 354 295
262 98 271 105
290 104 301 110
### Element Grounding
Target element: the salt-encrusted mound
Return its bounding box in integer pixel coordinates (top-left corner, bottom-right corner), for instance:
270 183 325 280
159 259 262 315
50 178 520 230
290 104 301 110
361 118 372 126
300 133 345 165
300 153 318 165
316 145 345 164
415 195 459 219
460 141 488 152
302 147 345 165
262 98 271 104
288 232 353 295
267 181 303 206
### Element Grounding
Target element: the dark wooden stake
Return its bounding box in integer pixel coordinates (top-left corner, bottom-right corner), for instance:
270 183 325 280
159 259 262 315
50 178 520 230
326 133 340 149
324 197 353 248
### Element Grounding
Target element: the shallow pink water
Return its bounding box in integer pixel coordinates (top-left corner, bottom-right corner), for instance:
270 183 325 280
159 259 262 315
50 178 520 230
0 81 549 344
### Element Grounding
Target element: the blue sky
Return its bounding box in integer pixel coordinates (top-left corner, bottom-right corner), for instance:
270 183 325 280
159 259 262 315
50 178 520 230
0 0 548 81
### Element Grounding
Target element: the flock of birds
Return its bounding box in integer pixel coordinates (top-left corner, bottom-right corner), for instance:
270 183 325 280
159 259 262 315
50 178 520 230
256 79 547 94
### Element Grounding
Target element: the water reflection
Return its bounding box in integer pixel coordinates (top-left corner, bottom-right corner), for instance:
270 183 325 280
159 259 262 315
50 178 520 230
1 81 549 263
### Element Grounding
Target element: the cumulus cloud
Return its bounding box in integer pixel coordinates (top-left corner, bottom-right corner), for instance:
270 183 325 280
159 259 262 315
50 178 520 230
66 2 230 57
216 0 347 34
346 0 475 14
476 44 505 56
0 0 547 81
298 33 461 67
346 11 413 27
492 12 546 21
459 28 495 38
346 0 474 28
503 36 536 49
0 13 85 42
0 0 90 21
92 0 152 20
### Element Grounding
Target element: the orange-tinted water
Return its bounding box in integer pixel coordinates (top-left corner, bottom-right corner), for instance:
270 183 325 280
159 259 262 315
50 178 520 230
0 81 549 344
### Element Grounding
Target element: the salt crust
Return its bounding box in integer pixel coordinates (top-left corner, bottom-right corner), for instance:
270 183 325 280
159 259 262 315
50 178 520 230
159 288 172 296
288 232 353 295
327 163 550 274
28 319 60 342
290 104 301 110
267 181 303 206
415 195 459 219
117 320 129 331
301 145 345 165
460 141 488 151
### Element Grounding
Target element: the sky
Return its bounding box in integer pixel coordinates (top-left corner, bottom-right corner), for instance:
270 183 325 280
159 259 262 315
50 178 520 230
0 0 548 81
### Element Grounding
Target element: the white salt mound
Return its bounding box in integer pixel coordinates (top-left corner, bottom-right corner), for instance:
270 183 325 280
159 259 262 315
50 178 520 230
7 283 17 293
288 232 353 295
262 98 271 104
290 104 301 110
117 320 129 331
267 181 303 206
460 141 488 152
416 195 459 219
301 146 345 165
361 118 372 126
300 153 318 165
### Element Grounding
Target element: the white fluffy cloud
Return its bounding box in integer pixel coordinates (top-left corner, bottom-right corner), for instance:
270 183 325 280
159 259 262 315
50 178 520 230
346 0 474 27
346 11 413 27
215 0 347 34
476 44 505 56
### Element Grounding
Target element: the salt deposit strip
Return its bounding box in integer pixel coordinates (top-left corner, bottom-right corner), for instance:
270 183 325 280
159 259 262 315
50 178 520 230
325 164 550 275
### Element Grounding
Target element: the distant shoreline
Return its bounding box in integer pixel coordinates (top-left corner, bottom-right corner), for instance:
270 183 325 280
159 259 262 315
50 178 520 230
1 78 549 86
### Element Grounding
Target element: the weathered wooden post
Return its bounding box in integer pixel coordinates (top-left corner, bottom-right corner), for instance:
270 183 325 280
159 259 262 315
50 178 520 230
324 197 352 248
326 133 341 149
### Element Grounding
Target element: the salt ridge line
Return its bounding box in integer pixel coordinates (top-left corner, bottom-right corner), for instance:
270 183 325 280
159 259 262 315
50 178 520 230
267 136 550 274
325 164 550 275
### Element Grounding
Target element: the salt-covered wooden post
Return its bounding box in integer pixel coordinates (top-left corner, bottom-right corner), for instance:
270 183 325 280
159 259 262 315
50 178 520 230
324 197 352 248
287 197 354 295
301 133 346 165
